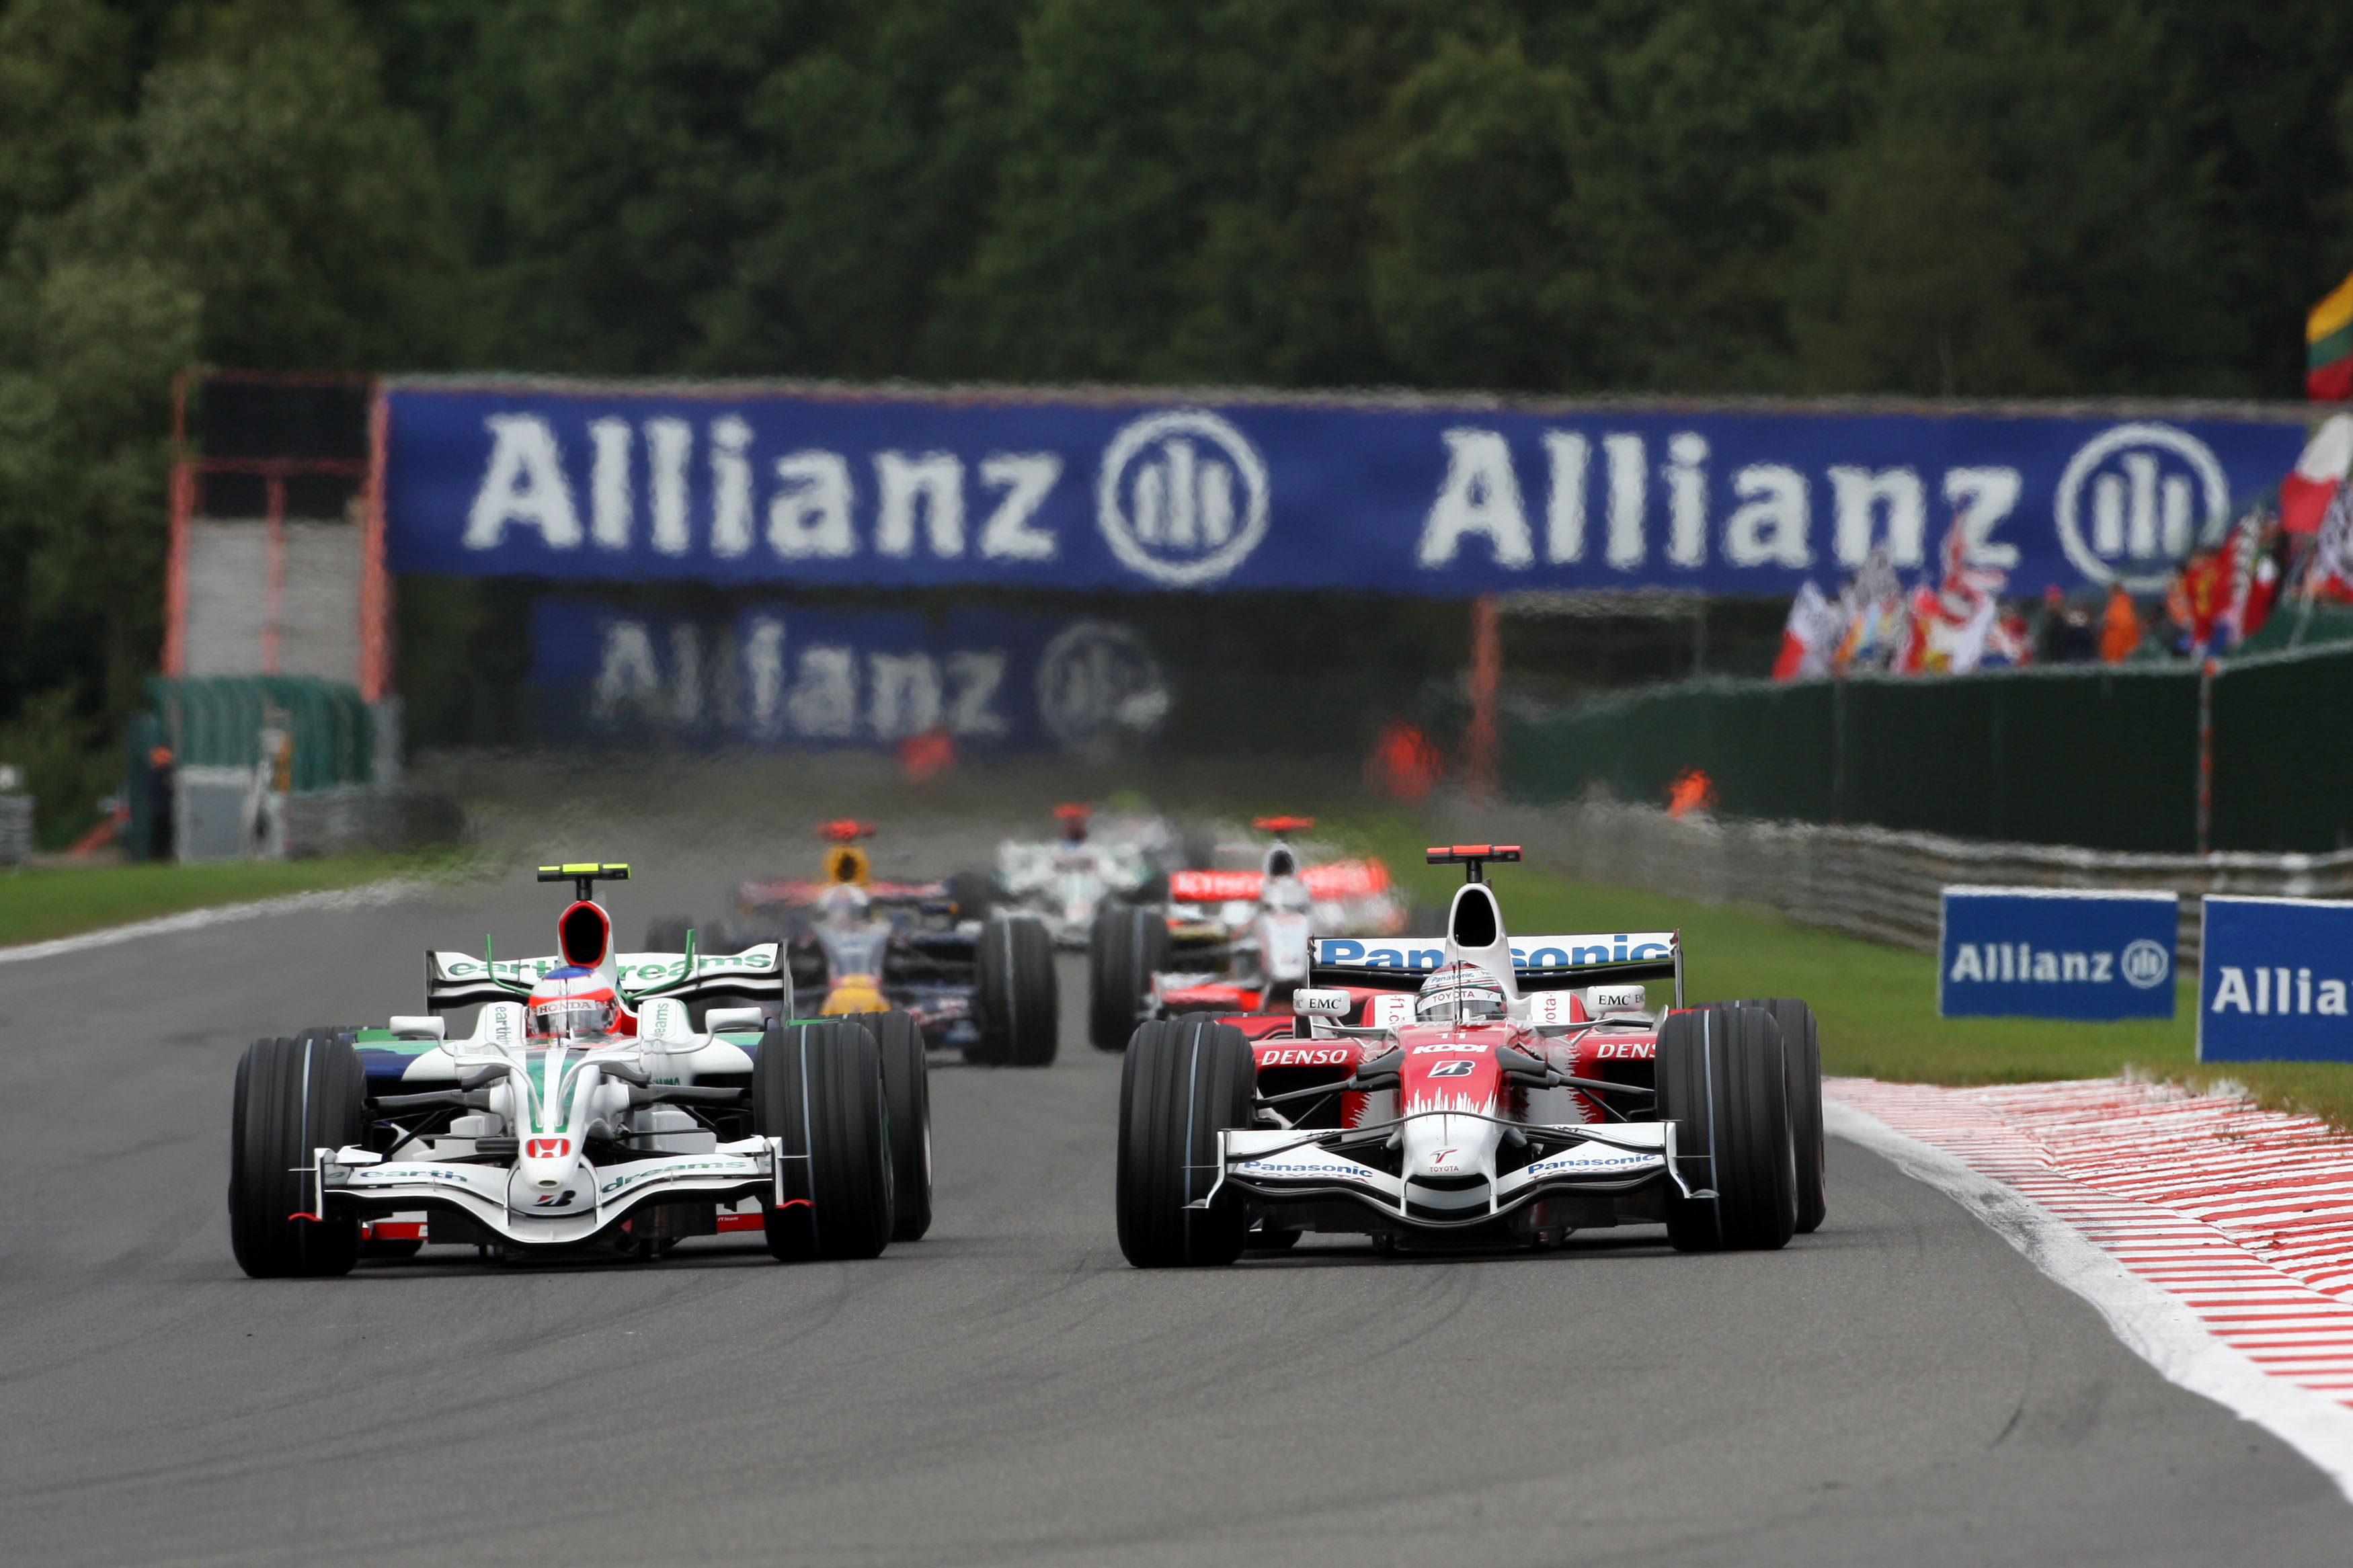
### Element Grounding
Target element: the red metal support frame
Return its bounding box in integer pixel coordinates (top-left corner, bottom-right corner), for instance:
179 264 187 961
1466 595 1502 800
359 384 390 702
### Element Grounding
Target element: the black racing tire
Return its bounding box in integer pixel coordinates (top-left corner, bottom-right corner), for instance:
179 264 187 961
1657 1006 1796 1253
859 1009 934 1241
946 871 999 921
644 917 692 953
752 1020 895 1261
229 1032 366 1278
1087 905 1168 1052
974 913 1058 1067
1115 1018 1253 1268
1732 997 1826 1235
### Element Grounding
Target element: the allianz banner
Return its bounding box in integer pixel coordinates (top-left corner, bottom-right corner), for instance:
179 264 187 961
2199 896 2353 1063
1938 888 2178 1020
383 380 2307 597
529 600 1168 753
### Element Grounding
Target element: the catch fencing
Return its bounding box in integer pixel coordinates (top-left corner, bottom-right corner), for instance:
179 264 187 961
1437 794 2353 966
1497 638 2353 855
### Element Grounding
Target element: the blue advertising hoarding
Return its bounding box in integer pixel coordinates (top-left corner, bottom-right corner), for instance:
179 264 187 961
2198 896 2353 1063
383 379 2307 598
528 600 1169 753
1939 887 2178 1020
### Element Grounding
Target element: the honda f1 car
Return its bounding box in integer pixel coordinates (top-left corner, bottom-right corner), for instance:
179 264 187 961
1086 816 1406 1050
229 862 932 1277
1114 845 1826 1266
655 821 1058 1066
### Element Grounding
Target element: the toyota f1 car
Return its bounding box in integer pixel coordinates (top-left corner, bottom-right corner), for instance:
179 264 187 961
1113 845 1826 1266
1086 816 1406 1050
229 862 932 1277
655 821 1058 1066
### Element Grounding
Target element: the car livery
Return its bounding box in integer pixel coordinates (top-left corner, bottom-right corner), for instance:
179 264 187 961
1113 844 1828 1266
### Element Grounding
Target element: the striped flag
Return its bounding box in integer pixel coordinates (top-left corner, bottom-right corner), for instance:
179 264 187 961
2310 267 2353 401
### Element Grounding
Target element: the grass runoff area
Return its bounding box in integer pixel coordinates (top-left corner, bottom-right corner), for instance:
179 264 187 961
1332 814 2353 1132
0 853 462 950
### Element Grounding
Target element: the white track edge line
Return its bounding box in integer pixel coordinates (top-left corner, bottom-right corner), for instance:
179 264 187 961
0 878 428 965
1826 1095 2353 1505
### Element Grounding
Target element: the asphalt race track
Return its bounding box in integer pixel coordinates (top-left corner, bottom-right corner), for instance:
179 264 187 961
4 837 2349 1567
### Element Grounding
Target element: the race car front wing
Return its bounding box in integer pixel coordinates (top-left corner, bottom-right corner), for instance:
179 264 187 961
1199 1117 1699 1231
313 1137 801 1247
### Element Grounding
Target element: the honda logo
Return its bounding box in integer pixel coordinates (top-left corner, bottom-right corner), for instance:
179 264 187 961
526 1138 572 1159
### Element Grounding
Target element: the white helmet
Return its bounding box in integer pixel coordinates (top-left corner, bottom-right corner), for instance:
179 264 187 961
1414 960 1506 1023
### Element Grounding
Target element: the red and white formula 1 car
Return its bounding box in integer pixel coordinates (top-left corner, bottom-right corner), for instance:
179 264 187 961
1084 815 1406 1050
1114 845 1825 1266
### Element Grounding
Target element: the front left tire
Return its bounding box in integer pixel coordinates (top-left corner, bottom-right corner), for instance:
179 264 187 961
1116 1018 1253 1268
754 1020 895 1261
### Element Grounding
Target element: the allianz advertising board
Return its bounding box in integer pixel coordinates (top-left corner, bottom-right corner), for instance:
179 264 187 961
1938 888 2177 1020
2198 896 2353 1063
382 379 2305 597
528 601 1167 753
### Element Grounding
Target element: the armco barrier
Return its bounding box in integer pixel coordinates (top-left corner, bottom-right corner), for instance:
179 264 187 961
1498 638 2353 855
1436 794 2353 966
0 794 30 866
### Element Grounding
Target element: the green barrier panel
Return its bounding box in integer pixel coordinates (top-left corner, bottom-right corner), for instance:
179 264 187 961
1496 649 2353 854
143 676 372 791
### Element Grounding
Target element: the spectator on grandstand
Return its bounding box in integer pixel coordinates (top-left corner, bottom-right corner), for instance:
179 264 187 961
2035 584 2099 663
2098 583 2142 662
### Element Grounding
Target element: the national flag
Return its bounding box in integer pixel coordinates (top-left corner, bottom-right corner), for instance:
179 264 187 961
2309 267 2353 401
1771 579 1841 680
2279 412 2353 535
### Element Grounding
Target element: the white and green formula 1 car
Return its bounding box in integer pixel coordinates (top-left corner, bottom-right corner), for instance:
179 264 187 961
228 862 931 1278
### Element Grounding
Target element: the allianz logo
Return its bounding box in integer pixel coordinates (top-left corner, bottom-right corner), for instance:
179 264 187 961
1948 939 2171 990
2209 964 2350 1017
463 407 1273 587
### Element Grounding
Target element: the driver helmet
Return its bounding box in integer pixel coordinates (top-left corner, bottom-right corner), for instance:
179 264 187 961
528 965 621 1040
814 880 871 924
1415 960 1507 1024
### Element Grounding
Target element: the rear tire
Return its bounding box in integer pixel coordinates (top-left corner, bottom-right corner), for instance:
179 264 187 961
1657 1006 1796 1253
974 913 1058 1067
1733 997 1826 1235
1115 1018 1252 1267
859 1010 934 1241
229 1032 366 1278
1087 905 1168 1052
753 1020 895 1261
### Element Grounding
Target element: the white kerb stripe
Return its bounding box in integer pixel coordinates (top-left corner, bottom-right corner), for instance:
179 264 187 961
1827 1096 2353 1502
0 878 426 966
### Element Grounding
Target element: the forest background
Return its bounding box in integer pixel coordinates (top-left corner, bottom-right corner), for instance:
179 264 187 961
0 0 2348 842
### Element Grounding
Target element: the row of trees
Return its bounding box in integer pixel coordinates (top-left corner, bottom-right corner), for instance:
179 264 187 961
1 0 2349 835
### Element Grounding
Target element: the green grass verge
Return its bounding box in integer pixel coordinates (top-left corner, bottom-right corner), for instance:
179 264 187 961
1324 810 2353 1130
0 851 472 949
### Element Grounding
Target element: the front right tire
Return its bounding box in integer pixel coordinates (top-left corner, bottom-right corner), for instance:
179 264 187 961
1087 904 1169 1051
230 1031 366 1278
1115 1018 1253 1268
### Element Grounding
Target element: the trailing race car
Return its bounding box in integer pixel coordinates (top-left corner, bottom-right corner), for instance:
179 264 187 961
994 803 1185 948
653 821 1058 1066
1113 844 1826 1266
1085 816 1404 1050
229 862 932 1278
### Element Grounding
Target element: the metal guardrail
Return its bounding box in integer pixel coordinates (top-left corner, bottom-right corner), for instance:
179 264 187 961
1435 795 2353 966
0 795 30 866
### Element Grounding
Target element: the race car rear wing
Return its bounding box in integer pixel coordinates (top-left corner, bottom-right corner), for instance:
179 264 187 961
424 946 788 1012
1308 932 1683 1007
